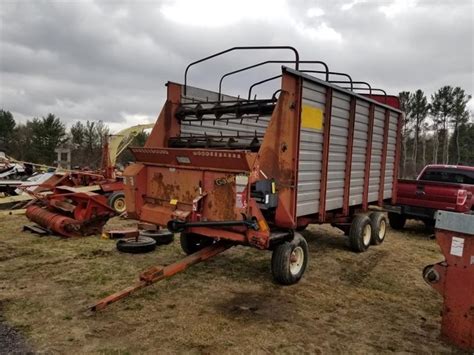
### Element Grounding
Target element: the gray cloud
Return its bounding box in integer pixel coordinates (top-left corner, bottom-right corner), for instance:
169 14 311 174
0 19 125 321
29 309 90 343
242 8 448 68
1 0 472 129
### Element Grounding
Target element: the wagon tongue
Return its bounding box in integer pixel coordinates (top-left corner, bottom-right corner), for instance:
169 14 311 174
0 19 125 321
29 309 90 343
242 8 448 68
129 147 254 171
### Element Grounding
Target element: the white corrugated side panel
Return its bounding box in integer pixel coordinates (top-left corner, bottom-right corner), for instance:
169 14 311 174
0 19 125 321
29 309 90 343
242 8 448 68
367 107 385 202
383 112 399 198
325 91 350 211
296 80 325 216
180 85 271 139
348 100 369 206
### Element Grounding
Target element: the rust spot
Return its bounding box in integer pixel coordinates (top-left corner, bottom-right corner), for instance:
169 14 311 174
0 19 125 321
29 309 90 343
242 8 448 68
207 200 213 209
210 182 235 220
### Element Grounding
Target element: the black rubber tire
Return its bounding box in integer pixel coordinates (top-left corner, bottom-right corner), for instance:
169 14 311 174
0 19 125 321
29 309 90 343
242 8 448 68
271 232 309 285
139 229 174 245
369 212 388 245
348 215 372 252
116 236 156 253
107 191 126 214
180 233 214 255
388 212 406 230
423 219 435 233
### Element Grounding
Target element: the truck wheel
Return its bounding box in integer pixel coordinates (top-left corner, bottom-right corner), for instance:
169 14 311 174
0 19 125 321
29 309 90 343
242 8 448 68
180 232 214 255
348 215 372 252
107 191 126 214
116 236 156 253
423 219 435 233
271 232 309 285
369 212 387 245
139 229 174 245
388 212 406 230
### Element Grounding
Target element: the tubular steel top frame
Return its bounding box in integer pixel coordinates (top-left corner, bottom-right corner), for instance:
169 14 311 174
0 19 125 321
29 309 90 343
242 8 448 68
218 60 329 100
183 46 391 106
248 71 388 103
184 46 300 96
247 70 355 100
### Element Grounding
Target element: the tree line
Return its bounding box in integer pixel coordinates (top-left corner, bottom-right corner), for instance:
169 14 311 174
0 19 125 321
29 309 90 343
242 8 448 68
399 86 473 178
0 111 147 169
0 84 472 175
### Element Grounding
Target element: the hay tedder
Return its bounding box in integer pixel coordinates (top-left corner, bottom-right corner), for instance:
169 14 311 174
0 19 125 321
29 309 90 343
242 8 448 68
91 46 403 310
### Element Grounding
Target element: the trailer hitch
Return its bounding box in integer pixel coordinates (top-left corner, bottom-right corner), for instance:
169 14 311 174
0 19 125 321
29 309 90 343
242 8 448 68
167 216 259 233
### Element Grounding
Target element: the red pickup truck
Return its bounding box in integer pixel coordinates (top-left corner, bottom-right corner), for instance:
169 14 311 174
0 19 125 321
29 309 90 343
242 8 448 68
387 165 474 230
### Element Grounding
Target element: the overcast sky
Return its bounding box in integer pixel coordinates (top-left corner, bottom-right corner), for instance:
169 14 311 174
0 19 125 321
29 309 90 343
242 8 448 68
0 0 472 132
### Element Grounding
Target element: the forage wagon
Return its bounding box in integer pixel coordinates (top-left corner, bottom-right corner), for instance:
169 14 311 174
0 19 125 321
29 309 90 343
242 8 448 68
92 46 403 310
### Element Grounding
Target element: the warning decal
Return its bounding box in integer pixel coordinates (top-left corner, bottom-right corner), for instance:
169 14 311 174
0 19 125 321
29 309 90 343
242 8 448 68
450 237 464 257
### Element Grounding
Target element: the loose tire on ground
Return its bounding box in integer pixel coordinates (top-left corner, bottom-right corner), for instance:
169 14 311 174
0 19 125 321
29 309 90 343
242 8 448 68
348 214 372 252
107 191 126 214
180 232 214 255
116 236 156 253
271 232 309 285
139 229 174 245
388 212 406 230
369 212 387 245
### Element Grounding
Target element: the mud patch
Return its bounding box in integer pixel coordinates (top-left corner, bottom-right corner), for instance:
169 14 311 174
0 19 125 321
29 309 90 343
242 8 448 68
215 291 296 322
339 250 389 285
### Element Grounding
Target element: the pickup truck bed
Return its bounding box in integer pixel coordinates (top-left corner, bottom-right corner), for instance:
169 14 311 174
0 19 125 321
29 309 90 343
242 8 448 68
386 165 474 230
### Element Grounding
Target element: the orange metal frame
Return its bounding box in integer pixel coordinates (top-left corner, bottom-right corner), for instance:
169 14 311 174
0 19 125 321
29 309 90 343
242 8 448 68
123 70 403 248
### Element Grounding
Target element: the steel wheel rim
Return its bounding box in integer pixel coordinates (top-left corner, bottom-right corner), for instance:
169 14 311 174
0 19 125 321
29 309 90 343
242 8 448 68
290 246 304 275
363 224 371 246
379 219 386 240
114 198 126 213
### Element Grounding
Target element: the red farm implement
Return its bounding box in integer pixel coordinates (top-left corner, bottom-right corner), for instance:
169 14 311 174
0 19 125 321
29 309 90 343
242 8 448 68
91 46 403 310
423 211 474 351
25 190 115 237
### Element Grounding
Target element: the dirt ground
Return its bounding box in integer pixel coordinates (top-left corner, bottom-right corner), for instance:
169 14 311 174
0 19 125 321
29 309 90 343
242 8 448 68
0 215 463 354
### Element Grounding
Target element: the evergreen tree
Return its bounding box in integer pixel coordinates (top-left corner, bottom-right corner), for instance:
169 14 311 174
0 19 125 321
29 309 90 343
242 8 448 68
0 109 16 154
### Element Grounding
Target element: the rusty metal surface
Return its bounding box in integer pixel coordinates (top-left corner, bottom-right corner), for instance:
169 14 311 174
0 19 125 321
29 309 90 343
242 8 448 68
25 192 115 237
424 212 474 351
130 147 254 172
26 205 79 237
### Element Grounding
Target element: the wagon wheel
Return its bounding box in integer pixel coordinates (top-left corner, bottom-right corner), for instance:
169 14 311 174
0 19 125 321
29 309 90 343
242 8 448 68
271 232 309 285
348 214 372 252
369 212 387 245
107 191 126 214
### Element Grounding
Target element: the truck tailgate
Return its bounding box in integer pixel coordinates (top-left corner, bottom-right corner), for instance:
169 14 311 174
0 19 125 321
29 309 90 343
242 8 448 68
397 179 472 212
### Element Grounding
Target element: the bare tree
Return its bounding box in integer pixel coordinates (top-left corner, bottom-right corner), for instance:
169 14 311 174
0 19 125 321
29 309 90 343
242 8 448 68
450 87 471 163
399 91 412 177
431 86 453 164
